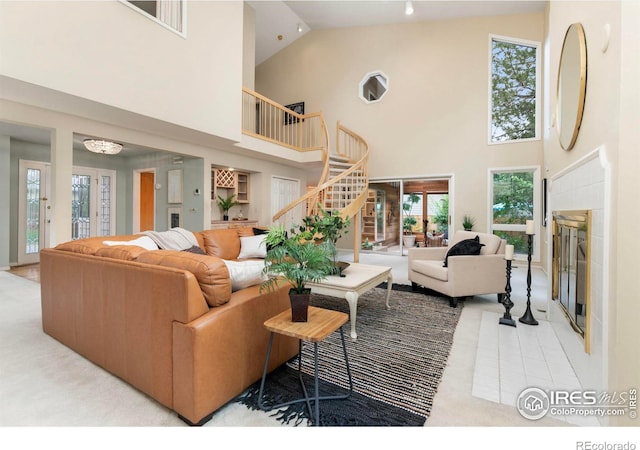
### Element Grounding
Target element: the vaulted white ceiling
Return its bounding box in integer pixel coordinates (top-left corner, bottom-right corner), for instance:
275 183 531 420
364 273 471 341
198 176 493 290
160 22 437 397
250 0 547 65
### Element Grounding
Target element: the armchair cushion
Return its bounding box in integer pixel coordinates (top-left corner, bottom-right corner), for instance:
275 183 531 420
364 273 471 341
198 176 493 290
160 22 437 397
443 236 484 267
412 260 448 282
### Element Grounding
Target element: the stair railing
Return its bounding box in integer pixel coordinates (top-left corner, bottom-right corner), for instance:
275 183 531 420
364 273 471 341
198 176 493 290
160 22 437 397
242 88 327 153
241 88 369 259
273 121 369 221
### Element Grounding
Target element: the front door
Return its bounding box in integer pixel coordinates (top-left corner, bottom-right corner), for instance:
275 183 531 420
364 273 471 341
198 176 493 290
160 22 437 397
17 160 51 265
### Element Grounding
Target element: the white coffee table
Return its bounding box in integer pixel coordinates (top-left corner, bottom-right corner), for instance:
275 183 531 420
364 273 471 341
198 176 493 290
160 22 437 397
306 263 393 339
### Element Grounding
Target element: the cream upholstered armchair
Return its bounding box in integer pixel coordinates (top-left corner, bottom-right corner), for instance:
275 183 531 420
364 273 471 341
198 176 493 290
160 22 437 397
408 230 507 307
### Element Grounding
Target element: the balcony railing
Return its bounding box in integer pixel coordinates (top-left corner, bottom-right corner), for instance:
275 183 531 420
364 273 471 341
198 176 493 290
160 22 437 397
242 88 327 153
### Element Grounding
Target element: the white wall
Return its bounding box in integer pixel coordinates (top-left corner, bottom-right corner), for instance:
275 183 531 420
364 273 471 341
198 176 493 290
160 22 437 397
545 0 639 425
256 13 545 246
0 1 244 141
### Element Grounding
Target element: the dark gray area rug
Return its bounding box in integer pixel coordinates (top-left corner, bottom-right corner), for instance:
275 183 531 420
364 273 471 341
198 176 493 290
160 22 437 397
236 286 462 426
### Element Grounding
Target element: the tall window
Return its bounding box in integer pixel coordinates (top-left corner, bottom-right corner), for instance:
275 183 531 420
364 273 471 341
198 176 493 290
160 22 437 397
490 36 540 143
490 168 539 258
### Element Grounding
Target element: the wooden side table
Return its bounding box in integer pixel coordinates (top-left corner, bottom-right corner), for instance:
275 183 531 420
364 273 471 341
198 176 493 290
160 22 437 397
258 306 353 426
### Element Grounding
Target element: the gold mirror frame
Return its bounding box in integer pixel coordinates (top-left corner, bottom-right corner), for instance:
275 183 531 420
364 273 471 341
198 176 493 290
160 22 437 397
556 23 587 151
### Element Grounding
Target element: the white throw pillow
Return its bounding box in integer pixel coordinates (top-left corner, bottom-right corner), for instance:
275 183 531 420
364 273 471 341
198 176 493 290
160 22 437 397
223 260 267 291
103 236 159 251
238 234 267 259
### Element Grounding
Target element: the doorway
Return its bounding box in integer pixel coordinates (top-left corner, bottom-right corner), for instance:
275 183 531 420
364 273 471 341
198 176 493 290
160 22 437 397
17 160 51 265
133 169 156 233
271 176 302 230
71 166 117 240
17 161 116 264
362 177 451 256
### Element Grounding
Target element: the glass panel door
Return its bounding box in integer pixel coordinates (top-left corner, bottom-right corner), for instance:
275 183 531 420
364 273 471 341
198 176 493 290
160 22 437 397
71 173 92 240
18 160 50 265
100 175 113 236
375 190 385 242
72 167 116 239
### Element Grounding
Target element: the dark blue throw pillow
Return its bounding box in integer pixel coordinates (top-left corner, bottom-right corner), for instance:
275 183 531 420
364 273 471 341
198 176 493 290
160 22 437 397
443 236 485 267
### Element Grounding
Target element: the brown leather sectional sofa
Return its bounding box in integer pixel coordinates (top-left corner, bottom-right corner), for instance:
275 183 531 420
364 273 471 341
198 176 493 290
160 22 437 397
39 227 298 426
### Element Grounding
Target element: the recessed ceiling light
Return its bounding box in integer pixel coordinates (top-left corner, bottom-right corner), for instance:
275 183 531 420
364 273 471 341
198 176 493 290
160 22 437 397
405 0 414 15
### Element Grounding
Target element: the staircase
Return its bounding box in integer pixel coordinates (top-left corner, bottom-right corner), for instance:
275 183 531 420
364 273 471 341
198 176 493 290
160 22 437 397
241 88 369 260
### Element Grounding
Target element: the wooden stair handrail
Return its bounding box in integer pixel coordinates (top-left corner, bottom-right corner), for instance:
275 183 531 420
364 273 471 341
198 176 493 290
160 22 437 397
272 122 369 222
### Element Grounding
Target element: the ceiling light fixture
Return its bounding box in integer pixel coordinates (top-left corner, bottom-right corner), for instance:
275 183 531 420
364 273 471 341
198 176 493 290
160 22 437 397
405 0 414 15
83 139 123 155
297 23 302 33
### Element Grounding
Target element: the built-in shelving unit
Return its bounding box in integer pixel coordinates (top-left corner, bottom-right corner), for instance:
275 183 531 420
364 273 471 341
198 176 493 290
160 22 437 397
212 168 250 204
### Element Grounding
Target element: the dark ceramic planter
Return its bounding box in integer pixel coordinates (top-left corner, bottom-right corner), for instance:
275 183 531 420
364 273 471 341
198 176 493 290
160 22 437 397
289 289 311 322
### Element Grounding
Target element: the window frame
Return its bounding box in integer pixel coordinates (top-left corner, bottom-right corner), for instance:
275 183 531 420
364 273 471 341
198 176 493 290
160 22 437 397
487 166 541 262
119 0 187 38
488 34 541 145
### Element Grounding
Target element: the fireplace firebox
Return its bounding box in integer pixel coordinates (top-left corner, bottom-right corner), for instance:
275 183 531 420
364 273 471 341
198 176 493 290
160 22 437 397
552 210 591 353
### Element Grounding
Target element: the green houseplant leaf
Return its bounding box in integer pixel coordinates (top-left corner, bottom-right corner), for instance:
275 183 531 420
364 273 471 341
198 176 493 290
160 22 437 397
260 222 336 295
217 194 240 214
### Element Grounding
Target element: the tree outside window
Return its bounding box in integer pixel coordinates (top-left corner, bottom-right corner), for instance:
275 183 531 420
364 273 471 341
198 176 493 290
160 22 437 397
492 171 534 254
491 37 539 142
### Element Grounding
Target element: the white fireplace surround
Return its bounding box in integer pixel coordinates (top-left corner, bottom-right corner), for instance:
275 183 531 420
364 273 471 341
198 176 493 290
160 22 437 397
547 146 611 413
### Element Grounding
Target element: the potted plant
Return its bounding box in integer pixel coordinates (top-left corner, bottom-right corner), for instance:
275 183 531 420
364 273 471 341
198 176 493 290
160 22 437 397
260 223 335 322
217 194 240 221
462 215 475 231
300 206 351 276
402 193 420 248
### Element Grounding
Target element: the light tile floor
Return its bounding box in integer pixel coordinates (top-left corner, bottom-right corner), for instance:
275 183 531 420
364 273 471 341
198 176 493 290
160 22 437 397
339 248 597 426
473 310 598 426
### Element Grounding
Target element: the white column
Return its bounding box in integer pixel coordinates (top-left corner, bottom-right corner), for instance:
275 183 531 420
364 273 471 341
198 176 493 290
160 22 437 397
50 128 73 246
0 135 10 269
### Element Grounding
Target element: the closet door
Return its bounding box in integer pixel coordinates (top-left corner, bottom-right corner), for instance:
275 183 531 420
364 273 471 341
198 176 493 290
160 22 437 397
271 176 301 230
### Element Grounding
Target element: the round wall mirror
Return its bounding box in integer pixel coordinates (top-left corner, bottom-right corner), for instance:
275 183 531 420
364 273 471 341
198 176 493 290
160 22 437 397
359 71 389 104
556 23 587 151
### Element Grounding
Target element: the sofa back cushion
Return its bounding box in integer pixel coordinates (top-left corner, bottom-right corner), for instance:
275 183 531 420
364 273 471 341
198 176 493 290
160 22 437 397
201 229 241 259
55 235 143 255
137 250 231 307
95 245 149 261
200 227 255 259
449 230 503 255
